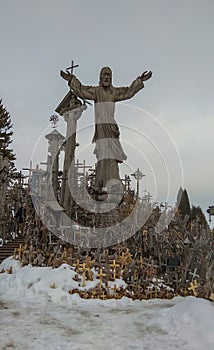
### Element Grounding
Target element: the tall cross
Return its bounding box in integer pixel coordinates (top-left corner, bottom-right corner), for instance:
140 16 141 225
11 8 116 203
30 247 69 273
75 159 92 177
131 168 145 198
97 268 106 288
66 60 79 74
65 61 92 106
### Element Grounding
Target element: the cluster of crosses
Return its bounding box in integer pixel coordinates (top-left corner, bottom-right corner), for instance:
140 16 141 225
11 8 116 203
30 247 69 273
0 62 213 302
1 196 213 302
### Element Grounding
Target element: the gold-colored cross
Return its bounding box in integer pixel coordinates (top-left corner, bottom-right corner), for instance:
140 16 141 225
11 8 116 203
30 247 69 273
97 268 106 288
110 260 120 280
79 262 90 287
188 279 198 297
85 255 95 268
73 258 81 272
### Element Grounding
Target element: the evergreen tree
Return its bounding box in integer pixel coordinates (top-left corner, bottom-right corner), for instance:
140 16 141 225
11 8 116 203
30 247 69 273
176 186 183 205
190 205 208 228
0 99 16 161
177 187 191 218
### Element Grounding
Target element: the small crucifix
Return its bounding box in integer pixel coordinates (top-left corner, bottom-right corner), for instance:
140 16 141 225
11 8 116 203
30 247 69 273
66 60 79 75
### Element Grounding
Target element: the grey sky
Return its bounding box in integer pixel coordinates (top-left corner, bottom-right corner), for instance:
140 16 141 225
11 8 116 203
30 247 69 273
0 0 213 215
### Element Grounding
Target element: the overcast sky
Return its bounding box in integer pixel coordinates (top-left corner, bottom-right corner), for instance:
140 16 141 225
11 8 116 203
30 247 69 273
0 0 213 216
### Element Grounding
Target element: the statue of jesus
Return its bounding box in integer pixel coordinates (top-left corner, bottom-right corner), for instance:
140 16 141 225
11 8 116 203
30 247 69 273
60 66 152 191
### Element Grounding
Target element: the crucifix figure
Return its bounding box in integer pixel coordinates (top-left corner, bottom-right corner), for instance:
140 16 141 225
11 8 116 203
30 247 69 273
60 65 152 191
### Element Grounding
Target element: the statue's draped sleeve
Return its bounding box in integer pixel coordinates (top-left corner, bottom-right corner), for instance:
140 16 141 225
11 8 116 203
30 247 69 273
114 77 144 102
69 75 96 100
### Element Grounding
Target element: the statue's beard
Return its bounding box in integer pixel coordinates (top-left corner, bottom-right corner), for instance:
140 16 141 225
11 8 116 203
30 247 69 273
102 80 111 87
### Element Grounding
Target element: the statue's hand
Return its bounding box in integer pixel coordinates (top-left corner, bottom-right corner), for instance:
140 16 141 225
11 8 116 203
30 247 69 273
60 70 72 81
141 71 152 81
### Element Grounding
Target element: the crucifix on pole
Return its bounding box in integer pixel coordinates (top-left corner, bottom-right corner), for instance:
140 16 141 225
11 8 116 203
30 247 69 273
131 168 145 198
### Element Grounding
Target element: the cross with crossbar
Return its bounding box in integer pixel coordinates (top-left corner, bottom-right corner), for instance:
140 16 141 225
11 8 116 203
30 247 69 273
66 60 79 74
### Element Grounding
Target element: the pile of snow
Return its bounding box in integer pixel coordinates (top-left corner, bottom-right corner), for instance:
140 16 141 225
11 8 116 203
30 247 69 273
0 256 22 272
0 260 127 304
0 259 213 349
161 296 214 350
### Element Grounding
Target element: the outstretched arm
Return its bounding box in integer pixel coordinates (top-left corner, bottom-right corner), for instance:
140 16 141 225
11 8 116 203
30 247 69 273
60 70 95 100
114 70 152 102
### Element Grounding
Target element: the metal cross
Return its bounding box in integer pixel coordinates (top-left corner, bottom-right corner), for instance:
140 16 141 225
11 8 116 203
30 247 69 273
189 268 199 281
49 114 59 128
131 168 145 198
66 60 79 74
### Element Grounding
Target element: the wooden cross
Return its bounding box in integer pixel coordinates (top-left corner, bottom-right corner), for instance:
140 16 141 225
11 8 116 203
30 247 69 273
111 244 125 258
79 263 90 287
120 249 132 266
66 60 79 75
100 291 106 300
188 279 198 297
85 255 95 268
73 258 81 272
110 260 120 280
91 289 97 299
113 284 117 298
147 288 155 299
17 244 23 260
97 268 106 288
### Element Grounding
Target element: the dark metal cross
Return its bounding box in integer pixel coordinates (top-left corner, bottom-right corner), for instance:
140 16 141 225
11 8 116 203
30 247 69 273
66 60 79 74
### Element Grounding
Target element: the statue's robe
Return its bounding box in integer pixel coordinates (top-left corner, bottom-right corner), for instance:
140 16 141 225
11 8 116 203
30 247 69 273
69 75 144 188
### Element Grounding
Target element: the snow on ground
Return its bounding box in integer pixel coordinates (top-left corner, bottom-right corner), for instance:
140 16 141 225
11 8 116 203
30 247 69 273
0 257 213 350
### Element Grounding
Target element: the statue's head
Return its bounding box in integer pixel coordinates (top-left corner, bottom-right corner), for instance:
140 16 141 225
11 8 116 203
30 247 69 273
99 67 112 87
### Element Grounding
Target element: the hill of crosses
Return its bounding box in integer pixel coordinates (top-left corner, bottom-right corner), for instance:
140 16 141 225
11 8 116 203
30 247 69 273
0 64 213 302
